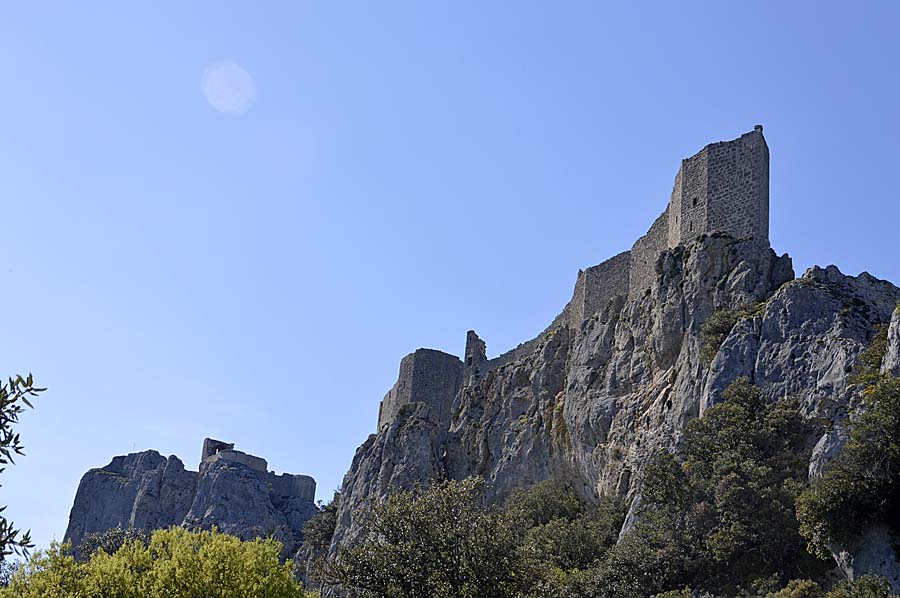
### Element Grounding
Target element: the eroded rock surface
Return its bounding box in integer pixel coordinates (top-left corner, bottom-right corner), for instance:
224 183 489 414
65 451 197 552
331 235 900 587
883 307 900 376
65 440 317 558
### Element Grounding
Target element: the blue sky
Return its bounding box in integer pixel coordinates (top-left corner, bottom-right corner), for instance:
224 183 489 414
2 2 899 551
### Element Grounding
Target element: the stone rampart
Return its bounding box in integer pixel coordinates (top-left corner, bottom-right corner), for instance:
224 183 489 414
705 129 769 245
206 449 268 472
201 438 234 463
267 472 316 502
377 128 772 429
628 210 669 299
378 349 464 429
569 251 632 327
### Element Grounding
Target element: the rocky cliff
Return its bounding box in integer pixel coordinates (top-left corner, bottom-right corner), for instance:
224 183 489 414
331 241 900 589
65 439 318 558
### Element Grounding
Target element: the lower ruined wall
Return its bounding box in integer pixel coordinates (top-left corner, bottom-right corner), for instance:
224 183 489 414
206 449 267 472
378 349 464 429
569 251 632 328
268 472 316 502
629 209 669 298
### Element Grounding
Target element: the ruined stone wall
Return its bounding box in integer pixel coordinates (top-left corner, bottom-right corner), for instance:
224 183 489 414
201 438 234 463
465 330 487 367
570 270 587 329
206 449 268 472
375 127 771 430
483 308 569 372
676 148 710 244
267 472 316 502
378 349 464 429
628 210 669 298
569 251 631 328
705 129 769 245
666 168 683 248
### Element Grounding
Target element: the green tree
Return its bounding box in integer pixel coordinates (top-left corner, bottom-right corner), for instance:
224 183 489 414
1 526 311 598
322 478 529 598
78 525 152 558
0 374 44 559
580 379 826 596
302 490 341 556
825 574 898 598
504 482 625 596
797 377 900 557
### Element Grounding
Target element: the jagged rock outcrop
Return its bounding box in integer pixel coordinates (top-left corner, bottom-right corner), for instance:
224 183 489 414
883 307 900 376
66 451 197 553
334 235 900 581
65 439 317 558
330 128 900 587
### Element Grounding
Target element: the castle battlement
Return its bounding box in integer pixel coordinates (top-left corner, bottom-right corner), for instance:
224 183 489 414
200 438 316 502
376 127 771 429
572 126 770 324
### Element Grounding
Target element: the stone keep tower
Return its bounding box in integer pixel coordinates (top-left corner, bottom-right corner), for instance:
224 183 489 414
667 125 769 247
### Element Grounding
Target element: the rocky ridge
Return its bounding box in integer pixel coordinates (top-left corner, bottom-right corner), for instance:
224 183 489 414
65 439 317 558
332 233 900 584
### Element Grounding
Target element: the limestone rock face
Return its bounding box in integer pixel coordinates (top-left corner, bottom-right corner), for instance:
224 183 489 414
829 524 900 591
883 307 900 376
331 235 900 588
65 451 197 553
183 458 306 556
65 443 317 558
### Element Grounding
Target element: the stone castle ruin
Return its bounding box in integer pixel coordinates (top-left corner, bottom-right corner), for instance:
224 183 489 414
201 437 317 502
377 127 771 430
66 438 319 557
571 125 769 322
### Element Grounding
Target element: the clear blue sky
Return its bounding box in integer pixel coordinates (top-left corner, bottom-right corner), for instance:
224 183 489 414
2 2 899 552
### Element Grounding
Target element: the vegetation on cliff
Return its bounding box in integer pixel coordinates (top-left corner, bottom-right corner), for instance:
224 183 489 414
308 378 899 598
797 375 900 558
0 527 315 598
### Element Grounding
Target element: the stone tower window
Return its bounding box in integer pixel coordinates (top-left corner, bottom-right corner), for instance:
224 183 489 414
690 222 693 232
692 197 699 207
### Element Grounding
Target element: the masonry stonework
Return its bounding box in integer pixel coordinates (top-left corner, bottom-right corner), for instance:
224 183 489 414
376 127 773 428
571 251 633 326
200 438 316 502
628 211 669 302
377 349 464 429
575 126 771 323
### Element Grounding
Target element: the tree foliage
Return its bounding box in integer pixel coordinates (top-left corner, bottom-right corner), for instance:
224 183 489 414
79 525 151 558
797 376 900 557
0 526 313 598
322 478 530 598
302 490 341 556
549 379 828 597
700 304 764 365
0 374 44 559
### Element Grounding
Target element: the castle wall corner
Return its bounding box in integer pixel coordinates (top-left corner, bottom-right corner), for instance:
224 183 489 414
568 250 633 329
377 349 463 429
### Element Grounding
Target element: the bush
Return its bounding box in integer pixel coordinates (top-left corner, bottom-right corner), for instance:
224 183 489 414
849 324 890 387
78 525 151 558
797 377 900 557
769 578 825 598
700 304 763 365
825 574 896 598
302 490 341 555
505 480 586 528
322 478 530 598
1 527 309 598
589 379 827 595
